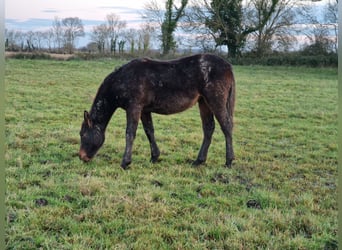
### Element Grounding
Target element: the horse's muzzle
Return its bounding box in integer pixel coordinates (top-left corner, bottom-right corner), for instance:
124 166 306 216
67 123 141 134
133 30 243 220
79 149 91 162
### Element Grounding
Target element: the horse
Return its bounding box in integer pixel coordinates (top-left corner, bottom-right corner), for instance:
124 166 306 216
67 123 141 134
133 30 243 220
79 53 235 169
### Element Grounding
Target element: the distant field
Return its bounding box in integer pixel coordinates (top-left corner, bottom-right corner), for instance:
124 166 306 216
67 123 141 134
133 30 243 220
5 59 337 249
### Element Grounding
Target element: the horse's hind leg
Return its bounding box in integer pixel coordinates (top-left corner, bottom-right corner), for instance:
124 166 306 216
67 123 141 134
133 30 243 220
141 112 160 163
193 98 215 166
212 105 234 168
203 94 234 168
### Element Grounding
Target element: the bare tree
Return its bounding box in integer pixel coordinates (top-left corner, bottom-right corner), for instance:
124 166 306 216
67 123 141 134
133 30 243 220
125 28 138 54
142 0 164 51
52 17 64 52
16 31 26 51
35 31 47 50
245 0 297 55
106 13 126 54
299 0 336 54
325 0 338 52
183 1 217 51
45 29 55 52
5 29 18 51
143 0 165 26
91 24 109 53
62 17 85 53
26 31 36 51
138 24 156 54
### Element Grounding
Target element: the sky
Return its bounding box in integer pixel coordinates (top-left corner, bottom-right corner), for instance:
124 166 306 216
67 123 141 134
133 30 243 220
5 0 166 47
5 0 151 22
5 0 334 49
5 0 163 31
6 0 332 32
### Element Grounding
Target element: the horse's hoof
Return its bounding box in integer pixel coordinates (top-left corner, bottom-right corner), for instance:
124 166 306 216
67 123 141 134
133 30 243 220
121 165 131 170
225 160 233 168
120 161 131 170
192 159 205 167
121 165 129 170
150 156 160 163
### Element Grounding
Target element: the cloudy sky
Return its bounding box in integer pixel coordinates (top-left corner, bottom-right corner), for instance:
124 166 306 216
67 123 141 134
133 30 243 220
5 0 163 31
5 0 333 49
5 0 331 31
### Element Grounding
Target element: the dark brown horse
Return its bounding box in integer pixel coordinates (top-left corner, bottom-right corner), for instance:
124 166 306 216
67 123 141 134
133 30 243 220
79 53 235 169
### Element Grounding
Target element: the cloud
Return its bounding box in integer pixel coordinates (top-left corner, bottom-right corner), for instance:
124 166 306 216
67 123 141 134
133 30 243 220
42 9 60 14
99 5 143 14
5 18 53 31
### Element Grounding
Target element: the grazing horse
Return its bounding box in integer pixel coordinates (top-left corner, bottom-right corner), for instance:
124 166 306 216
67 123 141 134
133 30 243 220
79 53 235 169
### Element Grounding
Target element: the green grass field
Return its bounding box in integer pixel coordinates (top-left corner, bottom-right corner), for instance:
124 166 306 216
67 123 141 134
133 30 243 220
5 59 337 249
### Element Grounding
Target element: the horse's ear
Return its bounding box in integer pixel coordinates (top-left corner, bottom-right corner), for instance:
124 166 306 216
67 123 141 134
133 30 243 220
84 111 92 128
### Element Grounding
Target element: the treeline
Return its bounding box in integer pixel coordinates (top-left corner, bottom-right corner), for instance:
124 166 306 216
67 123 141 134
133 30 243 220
5 17 85 54
5 0 338 67
5 14 155 56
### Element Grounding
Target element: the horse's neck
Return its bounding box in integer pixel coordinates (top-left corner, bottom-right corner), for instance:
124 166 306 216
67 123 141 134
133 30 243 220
90 95 116 131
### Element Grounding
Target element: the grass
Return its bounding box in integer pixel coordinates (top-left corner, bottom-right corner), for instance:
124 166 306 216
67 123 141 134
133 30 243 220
5 59 337 249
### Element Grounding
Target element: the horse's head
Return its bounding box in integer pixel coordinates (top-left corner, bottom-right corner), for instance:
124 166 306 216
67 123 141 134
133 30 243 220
79 111 105 162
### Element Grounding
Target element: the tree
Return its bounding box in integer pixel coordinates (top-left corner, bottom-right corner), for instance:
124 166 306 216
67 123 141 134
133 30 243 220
325 0 338 52
187 0 280 57
16 31 26 51
26 31 36 51
118 40 126 54
62 17 85 53
45 29 55 52
106 13 126 54
206 0 279 58
245 0 297 55
143 0 165 26
143 0 188 55
52 17 64 52
34 31 47 50
300 0 337 54
125 29 138 54
138 24 156 54
183 1 217 52
5 29 16 51
206 0 244 57
161 0 188 55
142 0 164 51
91 24 109 53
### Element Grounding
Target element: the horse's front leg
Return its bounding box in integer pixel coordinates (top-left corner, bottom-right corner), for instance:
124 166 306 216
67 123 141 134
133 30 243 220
121 107 141 169
141 112 160 163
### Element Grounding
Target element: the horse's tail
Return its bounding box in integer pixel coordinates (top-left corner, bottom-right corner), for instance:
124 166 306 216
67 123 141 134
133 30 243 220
227 70 235 121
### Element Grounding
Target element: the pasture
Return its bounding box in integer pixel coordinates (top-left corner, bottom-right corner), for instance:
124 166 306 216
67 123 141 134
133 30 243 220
5 59 337 249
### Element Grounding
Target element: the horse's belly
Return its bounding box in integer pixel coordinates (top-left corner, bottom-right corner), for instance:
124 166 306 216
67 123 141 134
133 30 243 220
145 93 200 115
